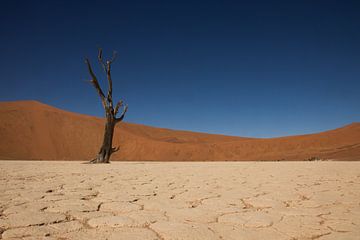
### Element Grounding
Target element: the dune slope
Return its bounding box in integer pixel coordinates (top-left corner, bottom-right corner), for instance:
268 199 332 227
0 101 359 161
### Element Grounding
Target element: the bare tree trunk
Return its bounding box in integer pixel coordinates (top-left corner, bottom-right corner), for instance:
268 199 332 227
93 116 115 163
85 49 128 164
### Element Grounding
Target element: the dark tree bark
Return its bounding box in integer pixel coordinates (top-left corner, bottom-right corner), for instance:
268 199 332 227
85 49 128 163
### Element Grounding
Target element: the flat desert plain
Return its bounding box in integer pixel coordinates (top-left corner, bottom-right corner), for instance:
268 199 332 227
1 161 360 240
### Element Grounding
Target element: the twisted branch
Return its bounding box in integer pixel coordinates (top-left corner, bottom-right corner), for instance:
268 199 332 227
86 49 127 122
85 58 107 109
116 104 128 123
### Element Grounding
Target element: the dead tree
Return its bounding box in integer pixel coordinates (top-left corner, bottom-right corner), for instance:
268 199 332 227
85 49 128 163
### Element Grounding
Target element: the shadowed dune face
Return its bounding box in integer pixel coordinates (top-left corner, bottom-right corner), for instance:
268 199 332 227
0 101 359 161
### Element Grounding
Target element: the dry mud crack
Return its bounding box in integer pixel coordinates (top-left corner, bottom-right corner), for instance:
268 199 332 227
0 161 360 239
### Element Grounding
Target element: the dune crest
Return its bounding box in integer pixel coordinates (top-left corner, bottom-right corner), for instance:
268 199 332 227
0 100 359 161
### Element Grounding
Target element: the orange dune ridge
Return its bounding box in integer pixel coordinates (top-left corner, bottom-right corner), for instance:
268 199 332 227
0 100 359 161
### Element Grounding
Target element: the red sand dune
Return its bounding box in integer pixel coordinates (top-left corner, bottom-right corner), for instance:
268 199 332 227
0 101 359 161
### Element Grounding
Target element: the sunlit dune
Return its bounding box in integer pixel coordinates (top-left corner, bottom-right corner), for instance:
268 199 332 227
0 100 359 161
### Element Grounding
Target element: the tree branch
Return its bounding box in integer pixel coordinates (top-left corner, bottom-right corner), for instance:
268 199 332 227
111 146 120 153
105 51 117 107
109 51 117 64
97 48 107 73
116 104 128 123
85 58 107 109
106 61 113 107
114 100 123 116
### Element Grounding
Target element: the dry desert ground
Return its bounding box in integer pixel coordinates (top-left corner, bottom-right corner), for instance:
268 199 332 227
0 161 360 240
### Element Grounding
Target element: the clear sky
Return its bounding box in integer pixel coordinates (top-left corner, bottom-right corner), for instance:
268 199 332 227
1 0 359 138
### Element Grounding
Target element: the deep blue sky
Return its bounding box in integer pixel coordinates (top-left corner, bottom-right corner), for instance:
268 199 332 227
1 0 359 138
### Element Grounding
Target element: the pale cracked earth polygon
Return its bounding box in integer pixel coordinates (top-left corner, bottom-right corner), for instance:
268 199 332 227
0 161 359 239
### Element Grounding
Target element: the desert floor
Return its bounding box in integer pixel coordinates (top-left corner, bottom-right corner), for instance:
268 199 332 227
0 161 359 240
